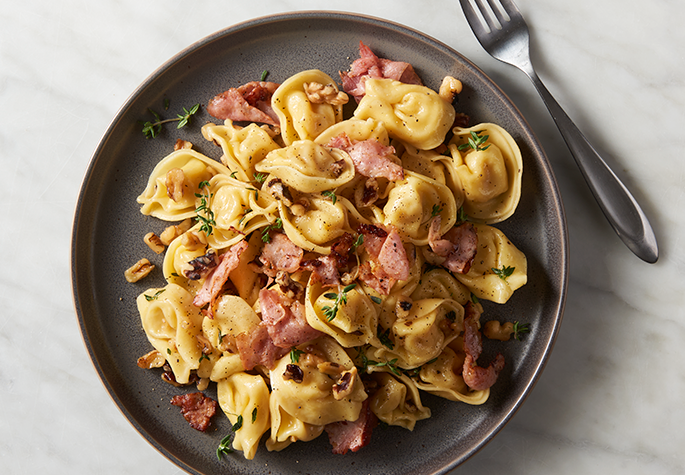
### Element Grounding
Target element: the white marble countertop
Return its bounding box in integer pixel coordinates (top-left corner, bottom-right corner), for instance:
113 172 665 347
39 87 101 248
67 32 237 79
2 0 684 473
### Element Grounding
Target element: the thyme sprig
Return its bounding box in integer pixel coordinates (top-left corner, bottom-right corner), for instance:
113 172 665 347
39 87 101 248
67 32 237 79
195 180 216 236
143 289 165 301
261 218 283 243
457 130 490 152
492 265 515 282
140 103 200 139
512 321 530 341
322 190 337 204
321 284 357 321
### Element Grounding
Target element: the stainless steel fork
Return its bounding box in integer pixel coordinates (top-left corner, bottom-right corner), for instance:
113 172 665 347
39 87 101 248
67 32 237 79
460 0 658 263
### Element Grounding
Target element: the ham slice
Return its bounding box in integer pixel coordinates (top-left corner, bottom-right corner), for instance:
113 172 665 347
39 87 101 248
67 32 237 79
235 325 289 371
340 41 423 102
357 224 410 293
207 81 280 126
192 240 249 316
462 302 505 391
428 217 478 274
325 399 378 454
259 232 304 277
328 134 404 182
259 288 323 348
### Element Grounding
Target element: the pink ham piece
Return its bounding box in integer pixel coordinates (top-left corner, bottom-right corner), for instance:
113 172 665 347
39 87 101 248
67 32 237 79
235 325 289 371
340 41 423 102
259 232 304 277
356 224 410 294
427 216 478 274
462 302 505 391
301 255 341 287
207 81 280 126
192 240 249 316
259 288 323 348
325 399 378 454
328 134 404 182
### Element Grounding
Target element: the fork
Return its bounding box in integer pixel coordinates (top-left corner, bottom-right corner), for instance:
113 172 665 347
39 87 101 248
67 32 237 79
460 0 658 263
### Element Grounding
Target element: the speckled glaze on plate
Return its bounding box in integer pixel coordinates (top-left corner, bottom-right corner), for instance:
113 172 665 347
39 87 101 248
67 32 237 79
71 11 568 475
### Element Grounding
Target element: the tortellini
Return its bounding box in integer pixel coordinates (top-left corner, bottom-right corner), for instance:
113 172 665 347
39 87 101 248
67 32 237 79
272 69 344 145
137 148 231 220
255 140 355 193
383 171 458 245
269 337 367 426
201 120 280 182
455 224 528 304
137 283 204 384
449 123 523 223
354 78 456 149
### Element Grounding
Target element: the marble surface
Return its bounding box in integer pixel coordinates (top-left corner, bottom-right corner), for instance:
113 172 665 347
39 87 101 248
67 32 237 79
1 0 684 473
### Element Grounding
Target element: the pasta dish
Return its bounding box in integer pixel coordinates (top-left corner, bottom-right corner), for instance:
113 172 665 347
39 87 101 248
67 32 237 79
127 42 527 459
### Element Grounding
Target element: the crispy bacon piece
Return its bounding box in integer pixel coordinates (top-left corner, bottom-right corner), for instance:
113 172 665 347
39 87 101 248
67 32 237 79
259 232 304 277
328 134 404 182
357 225 410 293
235 325 289 371
192 240 249 316
340 41 422 102
170 392 218 432
462 302 505 391
259 288 323 348
325 399 378 454
428 217 478 274
207 81 280 126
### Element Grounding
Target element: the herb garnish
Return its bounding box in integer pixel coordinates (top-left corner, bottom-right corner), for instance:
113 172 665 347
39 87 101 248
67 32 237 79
492 265 515 281
144 289 165 301
512 321 529 341
140 103 200 139
378 327 394 350
261 218 283 243
431 204 443 217
290 347 304 364
260 70 269 81
251 407 258 423
457 130 491 152
321 284 357 321
195 180 216 236
216 415 245 461
322 190 337 205
253 172 267 184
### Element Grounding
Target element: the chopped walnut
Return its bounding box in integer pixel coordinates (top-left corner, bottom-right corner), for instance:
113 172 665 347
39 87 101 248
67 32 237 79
354 177 379 208
275 271 305 301
196 377 210 392
483 320 515 341
184 250 219 280
290 198 310 217
181 230 207 250
317 361 344 377
196 333 214 354
137 349 166 369
124 258 155 282
283 364 304 384
267 178 294 206
174 139 193 151
160 218 193 246
395 297 414 319
165 168 187 202
144 232 166 254
304 82 349 105
332 367 358 400
439 76 463 103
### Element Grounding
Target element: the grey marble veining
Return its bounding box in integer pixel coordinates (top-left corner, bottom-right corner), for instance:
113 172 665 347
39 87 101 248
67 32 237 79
1 0 684 473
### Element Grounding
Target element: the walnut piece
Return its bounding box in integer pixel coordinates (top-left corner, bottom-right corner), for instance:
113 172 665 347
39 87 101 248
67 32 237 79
137 349 165 369
483 320 515 341
304 82 349 105
439 76 463 103
165 168 187 202
144 232 166 254
174 139 193 151
332 367 358 401
124 258 155 282
160 218 193 246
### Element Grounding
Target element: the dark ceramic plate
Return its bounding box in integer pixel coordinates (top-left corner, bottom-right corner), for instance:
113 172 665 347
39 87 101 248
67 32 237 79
72 11 568 475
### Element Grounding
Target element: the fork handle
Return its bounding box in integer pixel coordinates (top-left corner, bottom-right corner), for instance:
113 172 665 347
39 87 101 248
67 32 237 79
526 72 658 263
